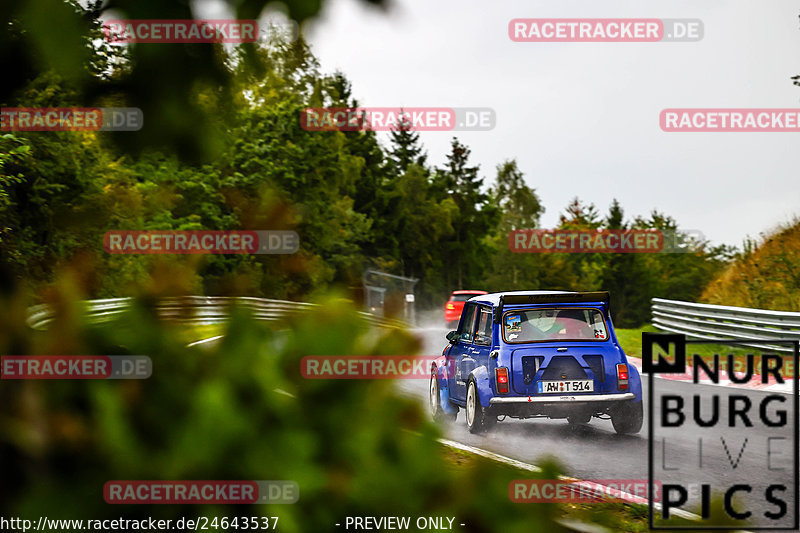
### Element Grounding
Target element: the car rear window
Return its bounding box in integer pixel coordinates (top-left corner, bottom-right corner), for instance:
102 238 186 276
449 294 472 302
502 308 608 343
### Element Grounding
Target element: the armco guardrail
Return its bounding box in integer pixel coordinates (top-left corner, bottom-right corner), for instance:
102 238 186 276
651 298 800 353
27 296 407 331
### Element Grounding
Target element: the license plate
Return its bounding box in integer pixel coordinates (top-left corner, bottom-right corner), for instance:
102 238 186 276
537 380 594 393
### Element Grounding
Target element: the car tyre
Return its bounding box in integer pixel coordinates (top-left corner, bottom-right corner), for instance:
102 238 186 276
611 401 643 434
430 368 457 422
466 379 495 433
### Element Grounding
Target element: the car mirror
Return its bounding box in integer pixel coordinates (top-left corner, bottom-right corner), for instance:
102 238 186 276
446 331 459 344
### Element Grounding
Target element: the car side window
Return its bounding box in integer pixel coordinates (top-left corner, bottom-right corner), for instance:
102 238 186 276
474 307 492 346
458 303 478 342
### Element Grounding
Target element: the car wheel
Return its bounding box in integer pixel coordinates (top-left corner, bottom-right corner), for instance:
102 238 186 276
430 368 456 422
611 401 643 434
466 379 495 434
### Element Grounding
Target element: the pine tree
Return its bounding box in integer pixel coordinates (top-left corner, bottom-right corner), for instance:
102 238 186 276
437 138 497 288
559 197 600 229
386 111 427 178
605 198 625 230
599 199 645 326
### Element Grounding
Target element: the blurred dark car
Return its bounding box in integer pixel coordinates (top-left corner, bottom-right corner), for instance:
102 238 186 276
444 290 487 328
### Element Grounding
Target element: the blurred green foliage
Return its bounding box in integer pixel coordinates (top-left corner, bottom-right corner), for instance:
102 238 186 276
1 0 386 160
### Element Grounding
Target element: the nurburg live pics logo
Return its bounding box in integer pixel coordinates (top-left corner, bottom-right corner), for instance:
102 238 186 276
643 333 799 530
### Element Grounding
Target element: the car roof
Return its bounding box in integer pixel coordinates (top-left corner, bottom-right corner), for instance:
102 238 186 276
467 290 577 306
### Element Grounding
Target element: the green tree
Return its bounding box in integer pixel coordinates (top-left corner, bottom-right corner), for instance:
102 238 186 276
555 197 604 291
605 198 624 230
0 134 32 264
630 210 728 323
482 160 570 292
492 159 542 232
559 197 601 229
382 165 456 294
598 199 651 327
385 113 428 178
435 138 498 289
1 0 389 160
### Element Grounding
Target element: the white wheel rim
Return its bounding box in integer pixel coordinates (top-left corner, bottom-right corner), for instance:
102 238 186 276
429 373 438 413
466 384 476 426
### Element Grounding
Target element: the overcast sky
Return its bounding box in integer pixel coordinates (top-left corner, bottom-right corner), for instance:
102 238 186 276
293 0 800 247
188 0 800 247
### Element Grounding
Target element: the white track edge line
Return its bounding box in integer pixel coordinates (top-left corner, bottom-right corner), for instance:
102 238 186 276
437 438 702 522
186 335 224 347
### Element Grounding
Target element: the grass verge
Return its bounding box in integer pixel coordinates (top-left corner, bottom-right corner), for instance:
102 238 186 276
440 445 651 532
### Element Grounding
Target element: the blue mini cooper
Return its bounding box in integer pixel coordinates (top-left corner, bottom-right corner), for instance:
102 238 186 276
429 291 643 434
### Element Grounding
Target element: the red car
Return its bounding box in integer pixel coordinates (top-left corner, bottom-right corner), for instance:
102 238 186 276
444 290 488 328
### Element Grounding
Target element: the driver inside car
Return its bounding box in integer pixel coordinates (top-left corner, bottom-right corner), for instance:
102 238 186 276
543 309 593 339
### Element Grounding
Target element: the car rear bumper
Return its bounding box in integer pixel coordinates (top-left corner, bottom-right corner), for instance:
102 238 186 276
488 392 637 418
490 392 635 404
443 310 462 322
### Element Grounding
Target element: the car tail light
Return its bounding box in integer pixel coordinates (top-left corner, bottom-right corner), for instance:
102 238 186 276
496 367 509 394
446 303 455 310
617 363 628 390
